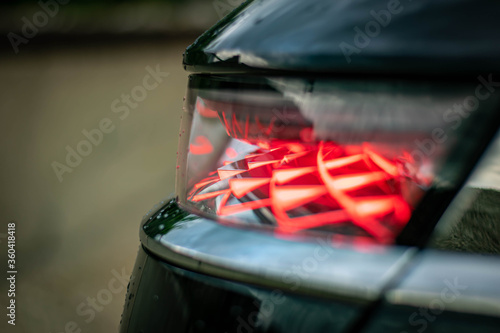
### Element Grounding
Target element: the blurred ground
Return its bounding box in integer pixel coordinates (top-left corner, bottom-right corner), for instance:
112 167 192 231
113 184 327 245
0 37 193 332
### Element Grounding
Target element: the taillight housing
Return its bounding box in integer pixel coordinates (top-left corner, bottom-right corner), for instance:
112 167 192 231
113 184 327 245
176 75 499 245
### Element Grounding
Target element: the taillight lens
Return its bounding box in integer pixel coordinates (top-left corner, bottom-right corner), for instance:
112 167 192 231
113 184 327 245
176 75 495 244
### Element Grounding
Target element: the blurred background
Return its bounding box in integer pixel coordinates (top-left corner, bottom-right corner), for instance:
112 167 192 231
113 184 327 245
0 0 243 332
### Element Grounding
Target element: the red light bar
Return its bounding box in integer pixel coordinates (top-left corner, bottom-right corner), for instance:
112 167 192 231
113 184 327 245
188 141 420 243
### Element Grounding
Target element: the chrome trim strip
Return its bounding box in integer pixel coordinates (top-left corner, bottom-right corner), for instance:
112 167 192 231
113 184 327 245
386 250 500 318
140 200 417 302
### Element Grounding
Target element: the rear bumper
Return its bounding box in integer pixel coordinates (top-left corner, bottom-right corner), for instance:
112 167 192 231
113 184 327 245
119 199 376 332
119 198 397 332
120 199 500 332
120 245 361 332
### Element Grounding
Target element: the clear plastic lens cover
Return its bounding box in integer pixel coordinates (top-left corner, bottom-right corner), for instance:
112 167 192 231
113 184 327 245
176 75 496 244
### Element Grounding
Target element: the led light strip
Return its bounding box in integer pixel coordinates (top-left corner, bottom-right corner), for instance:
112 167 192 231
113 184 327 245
189 142 418 243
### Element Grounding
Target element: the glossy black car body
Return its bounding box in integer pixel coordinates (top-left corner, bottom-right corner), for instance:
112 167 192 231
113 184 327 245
120 0 500 332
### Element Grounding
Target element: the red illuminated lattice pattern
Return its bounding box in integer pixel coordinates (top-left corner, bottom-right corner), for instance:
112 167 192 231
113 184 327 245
188 141 423 244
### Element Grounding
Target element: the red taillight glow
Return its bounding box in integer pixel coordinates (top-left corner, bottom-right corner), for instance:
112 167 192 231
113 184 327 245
189 135 214 155
178 76 485 247
188 141 423 243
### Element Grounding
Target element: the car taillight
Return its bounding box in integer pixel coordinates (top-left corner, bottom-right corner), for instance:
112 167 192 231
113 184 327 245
176 75 498 245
